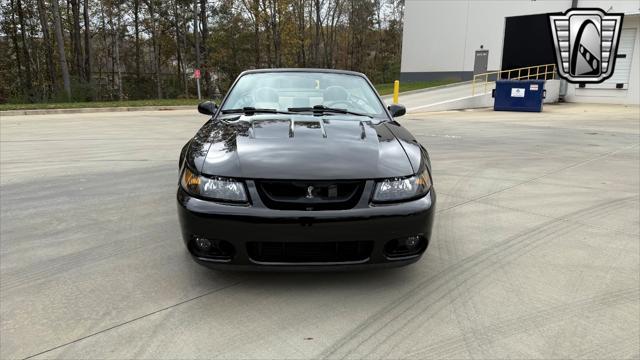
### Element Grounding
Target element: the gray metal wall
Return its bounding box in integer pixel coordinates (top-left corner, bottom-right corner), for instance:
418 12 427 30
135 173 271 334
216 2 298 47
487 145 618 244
400 0 638 81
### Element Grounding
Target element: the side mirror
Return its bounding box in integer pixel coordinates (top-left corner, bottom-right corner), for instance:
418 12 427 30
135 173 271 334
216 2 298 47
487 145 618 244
388 104 406 118
198 101 218 116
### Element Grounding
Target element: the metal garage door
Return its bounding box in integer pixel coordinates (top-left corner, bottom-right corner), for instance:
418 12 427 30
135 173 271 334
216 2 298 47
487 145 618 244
602 28 636 88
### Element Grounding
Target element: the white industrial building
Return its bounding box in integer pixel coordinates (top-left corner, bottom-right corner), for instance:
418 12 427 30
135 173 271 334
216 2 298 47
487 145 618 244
401 0 640 105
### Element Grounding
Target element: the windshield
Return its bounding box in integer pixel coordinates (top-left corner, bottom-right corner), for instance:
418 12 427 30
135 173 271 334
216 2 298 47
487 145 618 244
221 72 386 118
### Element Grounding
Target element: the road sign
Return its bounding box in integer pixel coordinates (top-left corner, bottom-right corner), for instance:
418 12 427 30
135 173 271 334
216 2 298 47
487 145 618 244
194 69 202 100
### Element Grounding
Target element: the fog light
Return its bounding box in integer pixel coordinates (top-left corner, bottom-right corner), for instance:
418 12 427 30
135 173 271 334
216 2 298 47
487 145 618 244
194 237 212 251
384 235 426 259
190 236 236 260
405 236 420 249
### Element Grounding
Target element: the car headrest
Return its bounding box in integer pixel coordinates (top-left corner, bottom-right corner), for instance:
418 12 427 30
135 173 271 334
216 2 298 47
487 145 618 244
254 87 279 104
292 97 310 108
323 86 349 102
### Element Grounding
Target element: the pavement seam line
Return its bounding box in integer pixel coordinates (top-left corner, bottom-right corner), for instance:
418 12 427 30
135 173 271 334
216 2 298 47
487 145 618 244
321 196 629 358
437 190 640 237
21 279 245 360
436 142 639 214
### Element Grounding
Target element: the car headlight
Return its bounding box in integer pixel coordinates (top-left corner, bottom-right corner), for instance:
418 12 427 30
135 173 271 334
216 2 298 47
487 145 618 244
373 169 432 203
181 167 248 202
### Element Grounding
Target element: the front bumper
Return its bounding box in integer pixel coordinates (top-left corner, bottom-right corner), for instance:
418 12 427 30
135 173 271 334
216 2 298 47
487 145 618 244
177 180 436 270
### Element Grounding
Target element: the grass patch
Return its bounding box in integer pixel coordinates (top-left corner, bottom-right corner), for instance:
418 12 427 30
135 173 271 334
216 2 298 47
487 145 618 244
0 98 202 111
1 80 461 111
375 79 459 96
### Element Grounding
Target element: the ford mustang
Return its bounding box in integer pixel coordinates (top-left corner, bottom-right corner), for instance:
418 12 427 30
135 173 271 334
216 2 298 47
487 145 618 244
177 69 435 270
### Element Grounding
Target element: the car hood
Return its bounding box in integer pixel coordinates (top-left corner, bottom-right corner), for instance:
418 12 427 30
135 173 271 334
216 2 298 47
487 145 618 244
193 115 415 180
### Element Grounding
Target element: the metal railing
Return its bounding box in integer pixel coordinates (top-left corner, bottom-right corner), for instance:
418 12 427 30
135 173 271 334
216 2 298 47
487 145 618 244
471 63 557 95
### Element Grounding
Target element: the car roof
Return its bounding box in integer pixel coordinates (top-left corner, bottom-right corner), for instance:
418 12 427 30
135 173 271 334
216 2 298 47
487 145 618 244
239 68 367 78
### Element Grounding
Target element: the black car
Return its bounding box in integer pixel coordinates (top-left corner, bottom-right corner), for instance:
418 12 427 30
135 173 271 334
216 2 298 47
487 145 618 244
177 69 435 270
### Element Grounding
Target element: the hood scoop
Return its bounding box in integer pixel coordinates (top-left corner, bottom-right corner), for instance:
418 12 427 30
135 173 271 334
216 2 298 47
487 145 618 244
249 118 369 140
203 117 414 180
249 119 291 139
291 120 327 138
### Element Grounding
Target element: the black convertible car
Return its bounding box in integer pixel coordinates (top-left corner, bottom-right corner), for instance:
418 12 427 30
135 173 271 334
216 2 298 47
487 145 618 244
177 69 435 270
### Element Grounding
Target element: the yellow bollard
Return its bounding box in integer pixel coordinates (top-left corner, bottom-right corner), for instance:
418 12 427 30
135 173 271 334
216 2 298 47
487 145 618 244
393 80 400 104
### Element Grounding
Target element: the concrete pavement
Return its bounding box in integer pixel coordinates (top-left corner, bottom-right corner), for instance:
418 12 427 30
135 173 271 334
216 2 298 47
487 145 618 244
0 105 195 117
1 104 639 359
386 82 475 111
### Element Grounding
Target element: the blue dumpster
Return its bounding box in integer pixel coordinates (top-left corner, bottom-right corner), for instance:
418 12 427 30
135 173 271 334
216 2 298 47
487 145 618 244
492 79 545 112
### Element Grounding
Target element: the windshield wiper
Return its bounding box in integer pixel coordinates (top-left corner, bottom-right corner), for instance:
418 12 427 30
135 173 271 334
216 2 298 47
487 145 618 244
288 105 373 119
221 107 292 115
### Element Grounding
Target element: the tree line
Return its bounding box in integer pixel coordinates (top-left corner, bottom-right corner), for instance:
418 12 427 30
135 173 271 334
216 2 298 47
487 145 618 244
0 0 405 103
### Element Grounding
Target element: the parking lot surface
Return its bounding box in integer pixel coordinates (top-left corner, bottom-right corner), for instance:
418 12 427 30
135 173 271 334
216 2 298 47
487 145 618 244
1 103 639 359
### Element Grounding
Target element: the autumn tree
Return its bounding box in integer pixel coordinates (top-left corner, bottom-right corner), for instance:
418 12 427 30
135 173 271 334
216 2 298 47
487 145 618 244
0 0 406 103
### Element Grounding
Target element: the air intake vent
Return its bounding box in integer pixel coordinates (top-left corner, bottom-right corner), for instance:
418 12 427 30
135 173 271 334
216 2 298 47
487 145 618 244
247 241 373 263
256 180 364 210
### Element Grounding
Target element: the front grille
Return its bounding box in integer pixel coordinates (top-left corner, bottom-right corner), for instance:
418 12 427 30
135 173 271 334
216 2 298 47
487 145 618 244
256 180 364 210
247 241 373 263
